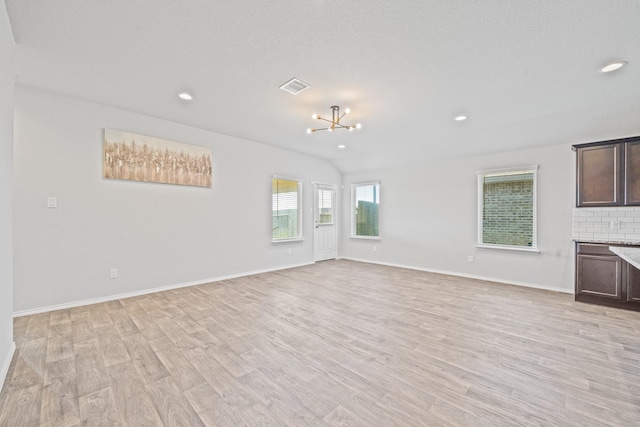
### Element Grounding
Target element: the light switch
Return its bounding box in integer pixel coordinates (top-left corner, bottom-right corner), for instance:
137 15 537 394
47 197 57 208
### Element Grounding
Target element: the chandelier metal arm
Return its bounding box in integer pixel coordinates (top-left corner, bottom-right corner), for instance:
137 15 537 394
315 116 334 124
332 123 351 129
315 117 350 127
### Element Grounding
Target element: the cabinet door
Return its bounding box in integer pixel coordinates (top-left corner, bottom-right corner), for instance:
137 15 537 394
577 144 621 206
624 141 640 205
626 263 640 302
576 254 622 298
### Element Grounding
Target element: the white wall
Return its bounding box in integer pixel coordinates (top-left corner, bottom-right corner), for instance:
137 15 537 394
13 86 341 313
0 1 15 385
341 143 575 293
12 85 577 315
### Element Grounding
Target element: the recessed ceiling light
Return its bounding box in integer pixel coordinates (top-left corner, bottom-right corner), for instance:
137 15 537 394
454 115 467 121
338 145 346 149
600 61 627 73
178 91 193 101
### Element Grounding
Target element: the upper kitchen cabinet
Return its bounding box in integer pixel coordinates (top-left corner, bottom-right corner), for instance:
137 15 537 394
624 140 640 205
576 143 621 206
574 136 640 207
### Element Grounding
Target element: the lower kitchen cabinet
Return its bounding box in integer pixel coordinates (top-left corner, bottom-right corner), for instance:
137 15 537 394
575 242 640 310
576 254 622 298
627 263 640 302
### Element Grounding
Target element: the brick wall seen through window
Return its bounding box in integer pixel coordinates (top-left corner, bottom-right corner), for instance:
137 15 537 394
478 166 537 250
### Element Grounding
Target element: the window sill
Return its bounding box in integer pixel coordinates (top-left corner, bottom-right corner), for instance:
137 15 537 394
272 238 304 244
350 236 381 240
476 244 539 253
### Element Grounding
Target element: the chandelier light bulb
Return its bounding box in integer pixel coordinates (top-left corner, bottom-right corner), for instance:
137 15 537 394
348 126 354 132
312 114 318 120
356 123 362 129
307 128 312 134
327 127 333 132
344 108 351 114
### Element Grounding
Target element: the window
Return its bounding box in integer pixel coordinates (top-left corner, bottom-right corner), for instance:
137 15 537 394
477 166 538 251
318 187 334 225
272 176 302 241
351 182 380 238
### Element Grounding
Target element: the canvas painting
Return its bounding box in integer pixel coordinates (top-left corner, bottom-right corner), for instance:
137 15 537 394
103 129 212 188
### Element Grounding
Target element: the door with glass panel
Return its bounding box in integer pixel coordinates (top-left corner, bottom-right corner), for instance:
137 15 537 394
314 183 337 261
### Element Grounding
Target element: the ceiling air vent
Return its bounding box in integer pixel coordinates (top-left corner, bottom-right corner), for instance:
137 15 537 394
279 78 310 95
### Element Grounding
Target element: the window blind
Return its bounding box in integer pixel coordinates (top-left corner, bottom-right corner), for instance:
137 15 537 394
318 188 333 224
272 178 301 240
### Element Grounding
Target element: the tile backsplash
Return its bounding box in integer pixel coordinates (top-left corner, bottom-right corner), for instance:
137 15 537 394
573 207 640 243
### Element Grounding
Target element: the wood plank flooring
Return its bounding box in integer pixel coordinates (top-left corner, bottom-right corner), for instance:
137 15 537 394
1 259 640 426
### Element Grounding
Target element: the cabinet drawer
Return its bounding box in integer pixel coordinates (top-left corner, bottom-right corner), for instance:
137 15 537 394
576 254 622 299
576 243 616 256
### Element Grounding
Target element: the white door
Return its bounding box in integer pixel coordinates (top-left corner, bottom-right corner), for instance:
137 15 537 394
314 183 337 261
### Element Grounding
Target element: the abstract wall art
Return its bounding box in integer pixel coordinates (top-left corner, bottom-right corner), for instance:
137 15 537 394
103 129 212 188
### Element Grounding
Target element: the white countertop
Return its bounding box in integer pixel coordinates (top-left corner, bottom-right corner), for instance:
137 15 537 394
574 238 640 245
609 247 640 270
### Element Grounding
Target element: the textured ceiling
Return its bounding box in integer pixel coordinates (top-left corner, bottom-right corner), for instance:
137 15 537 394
6 0 640 173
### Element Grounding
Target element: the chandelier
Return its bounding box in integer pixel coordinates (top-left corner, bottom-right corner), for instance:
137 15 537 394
307 105 362 134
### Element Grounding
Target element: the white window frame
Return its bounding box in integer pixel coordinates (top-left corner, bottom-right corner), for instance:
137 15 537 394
350 181 381 240
477 165 539 253
272 175 303 243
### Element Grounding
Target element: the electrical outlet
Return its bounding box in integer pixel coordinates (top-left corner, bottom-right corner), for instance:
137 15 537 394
110 268 118 279
468 255 474 263
373 245 377 252
47 197 57 208
287 248 292 255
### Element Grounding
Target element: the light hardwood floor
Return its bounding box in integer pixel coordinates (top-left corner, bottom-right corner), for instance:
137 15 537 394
1 259 640 426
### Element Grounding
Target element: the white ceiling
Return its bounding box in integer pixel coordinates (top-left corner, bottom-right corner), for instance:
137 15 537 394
6 0 640 173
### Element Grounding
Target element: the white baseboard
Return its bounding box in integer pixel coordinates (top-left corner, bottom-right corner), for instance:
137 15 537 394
13 262 314 317
13 257 573 317
339 257 574 294
0 341 16 390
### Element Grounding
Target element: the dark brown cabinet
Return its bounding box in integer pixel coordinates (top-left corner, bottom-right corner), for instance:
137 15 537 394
576 254 622 298
624 141 640 205
574 136 640 207
575 243 640 310
576 143 621 206
627 263 640 302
